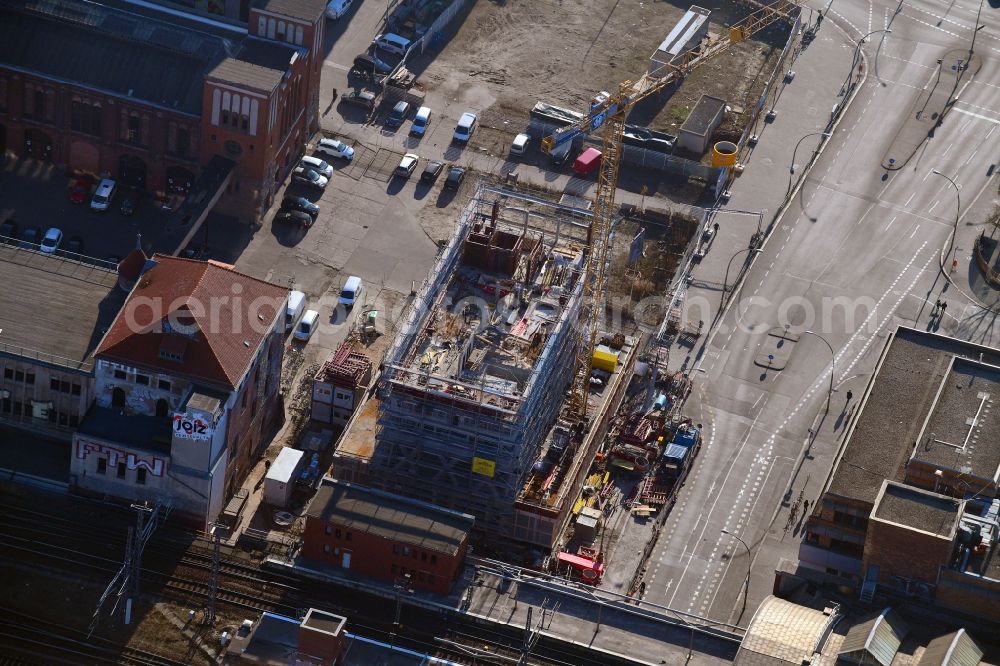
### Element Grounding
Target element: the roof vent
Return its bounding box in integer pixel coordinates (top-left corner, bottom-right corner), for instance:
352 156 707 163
243 340 250 348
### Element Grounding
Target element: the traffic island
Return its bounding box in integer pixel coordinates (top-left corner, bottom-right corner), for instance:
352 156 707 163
753 327 800 371
973 232 1000 290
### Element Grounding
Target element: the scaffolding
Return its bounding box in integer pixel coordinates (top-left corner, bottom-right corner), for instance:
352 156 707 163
368 187 591 539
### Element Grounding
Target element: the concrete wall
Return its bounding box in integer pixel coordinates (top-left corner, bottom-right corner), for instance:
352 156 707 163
301 515 467 595
0 357 93 439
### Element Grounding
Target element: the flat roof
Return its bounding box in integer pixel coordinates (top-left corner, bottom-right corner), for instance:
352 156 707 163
657 5 711 57
912 357 1000 482
871 481 961 538
78 405 173 454
0 246 122 372
267 447 305 482
252 0 327 22
681 94 727 137
207 57 284 93
826 328 1000 506
306 479 474 556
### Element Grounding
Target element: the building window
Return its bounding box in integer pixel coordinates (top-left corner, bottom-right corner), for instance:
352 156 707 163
335 528 341 539
1 398 10 413
14 370 24 382
135 374 149 386
421 552 427 562
117 462 126 479
61 381 70 393
25 372 34 385
137 468 147 485
3 367 12 379
412 549 417 559
393 544 400 555
97 457 107 475
325 525 332 535
430 555 437 565
72 383 81 396
50 377 60 391
158 379 171 392
70 99 102 137
323 544 330 554
114 369 127 380
402 546 410 556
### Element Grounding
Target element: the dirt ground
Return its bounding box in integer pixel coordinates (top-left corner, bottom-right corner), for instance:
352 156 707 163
420 0 790 137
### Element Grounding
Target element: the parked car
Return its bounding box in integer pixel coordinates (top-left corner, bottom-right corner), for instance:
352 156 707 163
444 166 466 191
65 235 84 256
90 178 117 212
292 167 329 189
351 54 392 78
0 220 18 244
316 138 355 161
68 178 90 204
373 33 411 56
183 244 212 260
395 153 419 178
453 112 478 143
281 195 320 218
20 226 41 249
325 0 352 19
410 106 432 136
386 100 410 129
40 227 63 254
120 190 139 216
276 209 314 227
299 155 334 178
420 160 444 184
341 89 377 111
294 309 320 342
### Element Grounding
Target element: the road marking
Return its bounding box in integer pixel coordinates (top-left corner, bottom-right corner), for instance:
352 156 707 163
953 107 1000 125
965 149 979 166
929 200 939 213
868 0 872 33
942 143 953 158
885 216 897 231
905 192 915 205
910 224 920 238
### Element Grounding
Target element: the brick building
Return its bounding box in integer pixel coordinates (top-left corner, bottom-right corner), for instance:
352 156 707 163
303 478 474 595
798 326 1000 624
0 0 325 221
70 255 288 528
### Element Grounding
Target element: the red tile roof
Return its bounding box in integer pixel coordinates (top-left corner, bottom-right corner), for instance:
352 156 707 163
96 255 288 389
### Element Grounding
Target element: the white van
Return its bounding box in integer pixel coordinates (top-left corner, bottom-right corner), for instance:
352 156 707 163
285 290 306 332
410 106 432 136
90 178 117 212
339 276 363 310
325 0 352 19
511 133 530 156
453 112 477 143
294 309 320 341
373 33 411 56
299 155 333 178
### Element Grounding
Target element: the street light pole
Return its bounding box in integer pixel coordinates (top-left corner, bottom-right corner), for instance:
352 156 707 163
723 247 763 307
720 529 751 622
846 29 891 92
932 170 965 277
787 131 831 196
803 330 835 413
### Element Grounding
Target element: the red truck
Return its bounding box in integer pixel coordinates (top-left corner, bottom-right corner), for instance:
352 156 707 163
573 147 603 177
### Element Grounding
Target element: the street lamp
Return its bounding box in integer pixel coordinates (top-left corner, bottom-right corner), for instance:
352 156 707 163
720 529 751 621
723 247 763 307
845 29 891 92
788 131 831 195
932 170 964 274
803 330 835 413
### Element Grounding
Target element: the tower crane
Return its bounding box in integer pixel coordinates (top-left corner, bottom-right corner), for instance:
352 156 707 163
545 1 799 418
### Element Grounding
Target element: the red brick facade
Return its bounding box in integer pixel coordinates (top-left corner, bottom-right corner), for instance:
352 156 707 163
302 515 469 596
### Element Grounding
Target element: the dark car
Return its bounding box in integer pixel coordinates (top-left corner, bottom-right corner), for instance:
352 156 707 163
351 53 392 78
65 235 85 256
420 161 444 184
281 195 320 218
20 226 41 249
340 90 377 111
120 190 139 216
444 166 467 191
0 220 18 244
276 209 314 227
183 244 212 260
68 178 90 205
386 101 410 129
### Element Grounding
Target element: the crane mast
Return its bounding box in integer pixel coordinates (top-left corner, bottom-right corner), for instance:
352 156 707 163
555 1 799 418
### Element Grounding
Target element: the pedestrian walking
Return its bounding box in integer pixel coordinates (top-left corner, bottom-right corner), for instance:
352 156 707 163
940 301 948 316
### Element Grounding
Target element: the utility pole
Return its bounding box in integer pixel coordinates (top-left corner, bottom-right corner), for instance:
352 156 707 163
207 523 223 624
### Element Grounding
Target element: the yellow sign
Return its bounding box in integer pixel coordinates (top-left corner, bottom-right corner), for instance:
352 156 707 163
471 457 496 478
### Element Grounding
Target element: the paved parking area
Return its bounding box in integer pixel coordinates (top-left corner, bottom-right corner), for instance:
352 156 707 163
0 156 249 264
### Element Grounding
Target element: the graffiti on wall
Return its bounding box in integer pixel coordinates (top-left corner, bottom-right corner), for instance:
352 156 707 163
75 439 166 477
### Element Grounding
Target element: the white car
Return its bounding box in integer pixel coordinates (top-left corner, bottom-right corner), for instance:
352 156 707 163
293 167 328 189
40 227 63 254
325 0 352 19
395 153 419 178
299 155 333 178
316 138 355 161
453 112 478 143
373 33 411 56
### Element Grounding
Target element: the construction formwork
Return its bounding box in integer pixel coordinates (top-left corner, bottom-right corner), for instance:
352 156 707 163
367 187 591 540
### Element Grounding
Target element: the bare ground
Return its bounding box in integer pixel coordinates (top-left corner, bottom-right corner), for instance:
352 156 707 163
419 0 790 138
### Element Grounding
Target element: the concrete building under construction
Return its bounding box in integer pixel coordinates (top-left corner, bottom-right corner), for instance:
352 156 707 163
362 188 593 541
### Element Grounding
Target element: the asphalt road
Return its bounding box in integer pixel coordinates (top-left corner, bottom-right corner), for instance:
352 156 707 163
639 0 1000 627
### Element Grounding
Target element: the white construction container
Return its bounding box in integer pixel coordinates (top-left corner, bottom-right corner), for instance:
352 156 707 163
264 447 306 508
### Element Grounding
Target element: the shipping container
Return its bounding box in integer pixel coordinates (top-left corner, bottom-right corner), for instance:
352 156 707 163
573 147 603 177
264 447 306 508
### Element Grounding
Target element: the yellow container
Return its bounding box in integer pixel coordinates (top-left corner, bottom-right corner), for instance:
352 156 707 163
712 141 739 167
592 348 619 373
